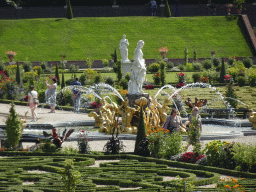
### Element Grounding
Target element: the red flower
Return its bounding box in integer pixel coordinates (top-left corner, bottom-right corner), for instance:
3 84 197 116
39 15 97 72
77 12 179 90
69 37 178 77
24 95 29 102
145 84 155 90
224 75 232 81
81 130 85 133
176 72 185 76
176 83 185 88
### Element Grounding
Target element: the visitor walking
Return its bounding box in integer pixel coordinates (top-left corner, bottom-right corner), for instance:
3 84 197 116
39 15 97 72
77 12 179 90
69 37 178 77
163 108 186 133
45 78 57 113
27 85 39 122
186 106 202 150
71 77 82 113
147 0 157 16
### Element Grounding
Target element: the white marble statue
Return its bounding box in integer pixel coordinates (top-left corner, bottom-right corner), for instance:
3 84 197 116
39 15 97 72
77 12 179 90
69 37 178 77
119 34 130 63
128 40 146 94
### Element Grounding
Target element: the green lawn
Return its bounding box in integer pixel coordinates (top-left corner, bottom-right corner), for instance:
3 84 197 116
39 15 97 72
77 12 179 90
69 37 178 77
0 16 253 62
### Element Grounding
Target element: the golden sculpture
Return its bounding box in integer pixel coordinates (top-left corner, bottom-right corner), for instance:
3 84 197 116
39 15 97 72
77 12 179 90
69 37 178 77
248 109 256 129
118 98 137 134
88 112 103 127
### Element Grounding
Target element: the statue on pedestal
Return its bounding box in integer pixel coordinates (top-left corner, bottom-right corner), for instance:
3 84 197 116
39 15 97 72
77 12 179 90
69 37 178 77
119 34 130 63
128 40 146 94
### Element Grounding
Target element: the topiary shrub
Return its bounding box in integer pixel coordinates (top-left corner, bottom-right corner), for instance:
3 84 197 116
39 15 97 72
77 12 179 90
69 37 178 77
69 64 79 73
164 0 171 17
247 67 256 87
166 61 174 69
105 77 115 86
212 56 221 67
94 75 102 84
79 72 87 85
184 63 194 71
22 60 33 72
5 103 23 150
237 76 246 87
192 72 201 83
66 0 73 19
124 72 130 81
134 107 146 154
192 62 202 71
119 78 128 90
148 63 160 73
57 88 73 106
243 57 253 68
202 59 212 70
228 57 235 66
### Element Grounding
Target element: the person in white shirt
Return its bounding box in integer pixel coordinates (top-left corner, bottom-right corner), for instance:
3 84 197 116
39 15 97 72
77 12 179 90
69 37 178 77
27 85 38 122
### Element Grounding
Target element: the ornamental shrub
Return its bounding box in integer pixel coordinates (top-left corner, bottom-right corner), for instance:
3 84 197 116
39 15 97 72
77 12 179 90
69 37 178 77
148 63 160 73
166 61 174 69
247 67 256 87
219 58 226 83
134 107 146 154
124 72 130 81
184 47 188 65
16 61 21 85
5 103 22 150
204 140 226 167
60 159 81 192
0 59 5 71
153 72 161 85
160 61 166 86
69 64 79 72
202 59 212 70
212 56 221 67
102 59 109 68
228 56 235 66
105 76 115 86
104 136 125 154
232 143 256 172
243 57 253 68
79 72 87 85
185 63 194 71
192 62 202 71
22 59 33 72
94 74 102 84
55 64 60 85
119 78 128 90
237 76 246 87
225 81 238 109
114 60 122 82
57 88 73 106
192 72 201 83
59 61 66 69
61 71 65 89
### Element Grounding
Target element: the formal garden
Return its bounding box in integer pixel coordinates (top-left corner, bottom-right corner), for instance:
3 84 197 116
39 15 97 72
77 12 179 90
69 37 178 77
1 6 256 190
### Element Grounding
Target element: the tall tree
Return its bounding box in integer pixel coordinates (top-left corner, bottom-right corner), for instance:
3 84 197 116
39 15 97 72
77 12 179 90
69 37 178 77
55 64 60 85
67 0 73 19
114 48 117 63
61 71 65 89
134 107 146 153
219 58 226 83
16 61 21 85
164 0 171 17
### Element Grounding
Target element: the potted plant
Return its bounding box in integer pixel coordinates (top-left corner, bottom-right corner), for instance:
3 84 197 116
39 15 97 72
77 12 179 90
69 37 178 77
211 50 216 57
226 3 233 15
158 46 169 59
5 50 17 63
233 0 246 14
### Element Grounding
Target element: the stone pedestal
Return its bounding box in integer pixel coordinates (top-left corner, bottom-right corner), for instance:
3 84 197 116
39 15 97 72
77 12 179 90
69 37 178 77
126 93 150 109
121 61 132 76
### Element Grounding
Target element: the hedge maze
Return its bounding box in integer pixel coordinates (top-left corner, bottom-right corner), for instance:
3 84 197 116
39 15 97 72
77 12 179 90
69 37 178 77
0 152 256 191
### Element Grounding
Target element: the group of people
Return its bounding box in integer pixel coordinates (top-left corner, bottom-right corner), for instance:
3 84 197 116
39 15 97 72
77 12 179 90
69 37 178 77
163 106 202 149
27 77 82 122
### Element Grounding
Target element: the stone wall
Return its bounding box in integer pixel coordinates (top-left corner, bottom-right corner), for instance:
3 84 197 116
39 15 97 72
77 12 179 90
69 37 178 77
0 4 255 26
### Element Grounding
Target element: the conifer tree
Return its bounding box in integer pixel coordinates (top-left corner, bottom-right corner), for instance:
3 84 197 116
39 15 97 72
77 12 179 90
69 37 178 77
114 48 117 63
193 50 197 62
67 0 73 19
160 61 166 86
164 0 171 17
61 71 65 89
220 58 226 83
16 61 21 85
5 103 22 150
135 107 146 153
184 47 188 65
55 64 60 85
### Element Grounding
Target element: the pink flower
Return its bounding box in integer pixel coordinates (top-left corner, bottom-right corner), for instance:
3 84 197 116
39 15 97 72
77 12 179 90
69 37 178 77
176 72 185 76
81 130 85 133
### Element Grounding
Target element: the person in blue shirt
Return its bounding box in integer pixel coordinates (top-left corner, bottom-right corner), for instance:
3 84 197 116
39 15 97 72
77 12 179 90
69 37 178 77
71 77 82 113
